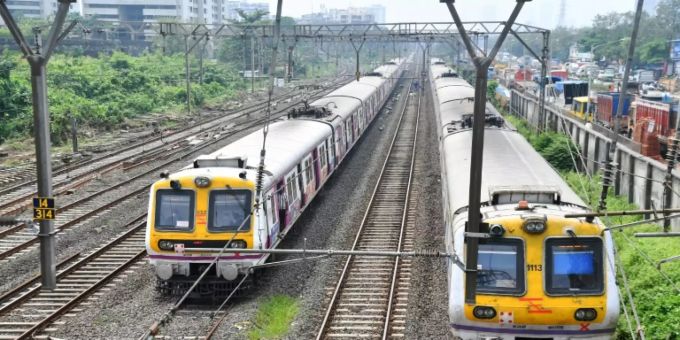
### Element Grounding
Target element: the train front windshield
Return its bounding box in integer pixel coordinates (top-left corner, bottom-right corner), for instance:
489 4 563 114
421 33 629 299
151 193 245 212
546 238 604 295
476 238 525 294
155 190 195 231
208 190 252 232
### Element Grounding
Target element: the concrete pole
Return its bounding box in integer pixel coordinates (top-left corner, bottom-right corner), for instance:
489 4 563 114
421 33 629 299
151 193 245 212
251 36 255 93
71 115 78 153
28 57 57 290
599 0 645 211
184 36 191 115
0 0 73 290
538 31 550 131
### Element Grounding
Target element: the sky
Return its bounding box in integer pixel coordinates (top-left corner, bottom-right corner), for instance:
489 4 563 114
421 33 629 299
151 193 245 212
260 0 639 29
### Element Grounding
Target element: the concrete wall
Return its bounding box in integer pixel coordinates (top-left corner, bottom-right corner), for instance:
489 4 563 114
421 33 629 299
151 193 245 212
510 89 680 231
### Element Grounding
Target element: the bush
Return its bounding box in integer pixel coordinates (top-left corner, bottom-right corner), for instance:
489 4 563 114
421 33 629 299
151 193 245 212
0 51 246 145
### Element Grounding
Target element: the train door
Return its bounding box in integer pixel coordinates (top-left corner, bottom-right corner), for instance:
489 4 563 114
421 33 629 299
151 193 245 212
276 180 287 231
328 137 336 170
264 188 278 248
345 120 352 148
301 154 315 204
284 169 301 227
335 125 345 161
357 107 364 133
315 143 325 186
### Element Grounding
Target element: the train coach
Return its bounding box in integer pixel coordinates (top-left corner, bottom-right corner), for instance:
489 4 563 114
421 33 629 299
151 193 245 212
144 59 406 296
429 59 620 338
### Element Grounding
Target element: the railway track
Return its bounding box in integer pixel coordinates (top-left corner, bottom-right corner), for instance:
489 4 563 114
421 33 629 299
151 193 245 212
316 76 421 340
0 80 349 265
0 216 147 340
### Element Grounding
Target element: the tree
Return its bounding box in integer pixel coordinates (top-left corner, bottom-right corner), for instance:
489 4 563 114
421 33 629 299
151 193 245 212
233 9 269 24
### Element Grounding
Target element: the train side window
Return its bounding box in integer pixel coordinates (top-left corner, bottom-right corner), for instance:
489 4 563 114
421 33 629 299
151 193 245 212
476 238 525 295
545 238 604 295
154 189 195 231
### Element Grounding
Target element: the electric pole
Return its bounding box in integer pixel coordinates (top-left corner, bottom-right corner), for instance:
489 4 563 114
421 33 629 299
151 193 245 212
0 0 75 290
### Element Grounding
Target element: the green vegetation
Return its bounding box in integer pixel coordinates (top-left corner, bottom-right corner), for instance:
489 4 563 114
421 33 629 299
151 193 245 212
504 109 680 339
248 295 299 340
0 50 244 145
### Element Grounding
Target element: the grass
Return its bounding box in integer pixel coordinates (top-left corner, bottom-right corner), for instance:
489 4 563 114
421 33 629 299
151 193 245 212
247 295 299 340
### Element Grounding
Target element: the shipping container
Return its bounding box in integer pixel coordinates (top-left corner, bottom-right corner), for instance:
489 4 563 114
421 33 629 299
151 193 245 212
514 68 533 81
596 92 631 125
634 98 675 137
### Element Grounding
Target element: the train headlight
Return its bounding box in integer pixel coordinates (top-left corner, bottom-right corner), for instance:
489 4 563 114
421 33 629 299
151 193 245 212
227 240 247 249
489 224 505 237
472 306 497 319
158 240 175 251
194 176 211 188
522 215 547 234
574 308 597 321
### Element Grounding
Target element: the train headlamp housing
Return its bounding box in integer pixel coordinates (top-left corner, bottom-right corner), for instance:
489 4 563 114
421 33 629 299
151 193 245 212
488 224 505 237
574 308 597 321
158 240 175 251
522 215 547 234
170 179 182 190
194 176 211 188
472 306 497 319
227 240 247 249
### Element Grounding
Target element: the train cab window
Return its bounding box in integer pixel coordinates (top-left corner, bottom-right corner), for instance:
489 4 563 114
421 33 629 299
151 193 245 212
208 190 252 232
476 238 525 295
154 190 195 231
545 238 604 295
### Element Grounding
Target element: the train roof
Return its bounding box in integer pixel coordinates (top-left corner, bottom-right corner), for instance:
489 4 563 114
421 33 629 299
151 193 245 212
442 129 586 213
193 119 332 185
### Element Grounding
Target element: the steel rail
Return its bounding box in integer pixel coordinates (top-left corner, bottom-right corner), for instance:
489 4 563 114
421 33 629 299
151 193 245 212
0 252 80 305
0 215 146 317
316 71 418 339
382 74 420 340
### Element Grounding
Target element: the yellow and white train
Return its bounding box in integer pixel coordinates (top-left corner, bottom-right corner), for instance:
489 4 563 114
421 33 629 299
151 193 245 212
145 59 406 296
429 59 620 338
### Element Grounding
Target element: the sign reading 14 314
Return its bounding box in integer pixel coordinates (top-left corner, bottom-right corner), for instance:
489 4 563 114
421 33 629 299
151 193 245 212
33 197 55 220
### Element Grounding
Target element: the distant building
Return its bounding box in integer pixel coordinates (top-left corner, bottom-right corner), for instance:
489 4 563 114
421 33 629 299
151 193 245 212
3 0 80 21
298 4 386 25
1 0 268 24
